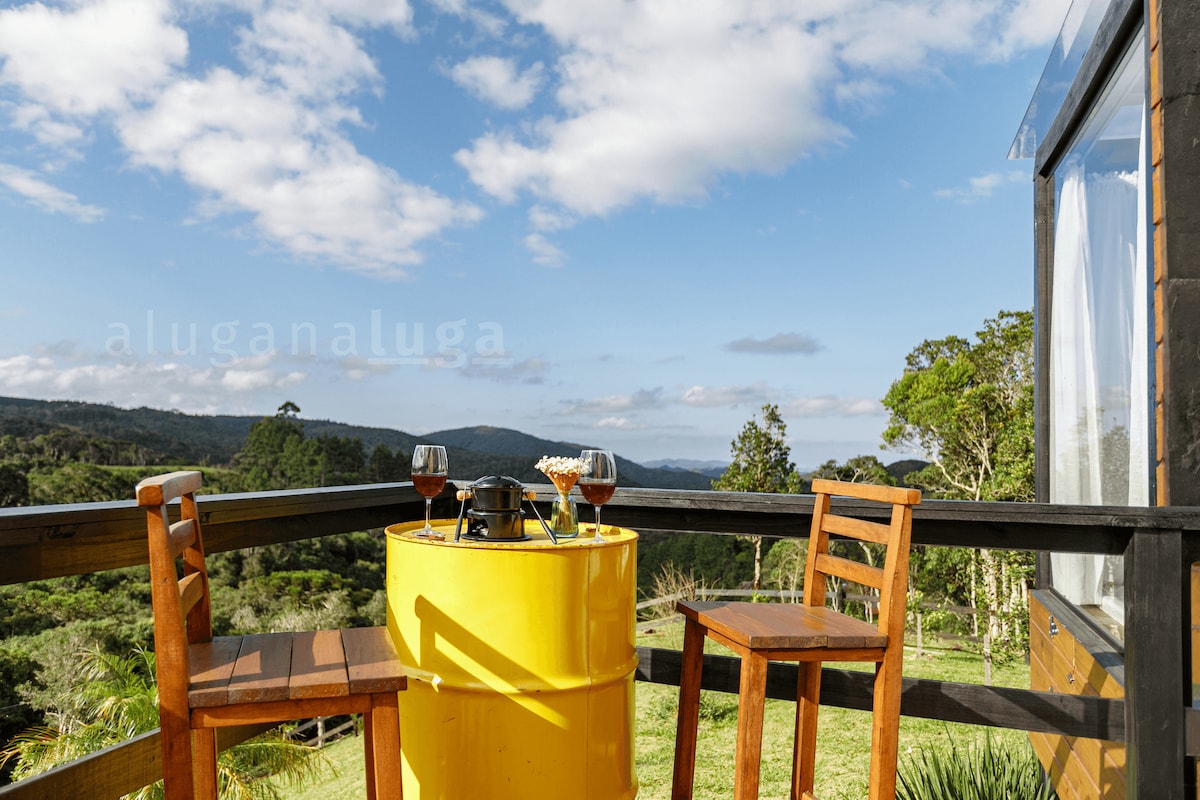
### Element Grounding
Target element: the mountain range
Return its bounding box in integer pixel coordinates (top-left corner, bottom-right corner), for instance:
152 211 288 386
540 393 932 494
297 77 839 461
0 396 717 490
0 396 928 490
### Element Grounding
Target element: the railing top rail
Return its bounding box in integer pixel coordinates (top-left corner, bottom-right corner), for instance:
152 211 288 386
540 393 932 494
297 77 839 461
4 480 1200 586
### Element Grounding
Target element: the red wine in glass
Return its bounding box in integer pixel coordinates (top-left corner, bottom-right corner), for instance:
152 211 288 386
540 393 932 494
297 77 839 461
411 445 448 538
578 449 616 542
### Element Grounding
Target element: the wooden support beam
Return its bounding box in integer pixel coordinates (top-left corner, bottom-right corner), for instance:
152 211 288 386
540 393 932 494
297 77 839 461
1124 528 1188 799
635 646 1125 741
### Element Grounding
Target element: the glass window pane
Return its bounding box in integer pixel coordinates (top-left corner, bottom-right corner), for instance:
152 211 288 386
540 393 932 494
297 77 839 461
1047 31 1149 638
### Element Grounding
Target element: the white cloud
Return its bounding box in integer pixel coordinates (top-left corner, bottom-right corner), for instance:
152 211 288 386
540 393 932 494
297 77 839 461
991 0 1075 60
528 204 575 232
935 169 1027 203
595 416 644 430
523 233 566 266
457 356 548 384
781 395 884 417
0 351 307 411
425 0 506 36
0 163 105 222
455 0 1068 221
680 382 771 408
0 0 187 118
727 333 821 355
559 387 664 415
456 9 840 216
449 56 544 110
0 0 475 278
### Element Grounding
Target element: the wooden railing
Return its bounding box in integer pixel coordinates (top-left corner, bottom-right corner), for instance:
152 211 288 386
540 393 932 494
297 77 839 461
2 482 1198 799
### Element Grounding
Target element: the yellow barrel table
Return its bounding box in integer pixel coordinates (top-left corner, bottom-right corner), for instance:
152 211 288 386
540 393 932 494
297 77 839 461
385 519 639 799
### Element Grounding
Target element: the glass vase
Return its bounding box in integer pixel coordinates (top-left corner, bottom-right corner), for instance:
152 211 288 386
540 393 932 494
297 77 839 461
549 492 579 538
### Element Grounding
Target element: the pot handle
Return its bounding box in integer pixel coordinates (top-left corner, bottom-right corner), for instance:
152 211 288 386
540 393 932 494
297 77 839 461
524 495 558 544
453 489 471 542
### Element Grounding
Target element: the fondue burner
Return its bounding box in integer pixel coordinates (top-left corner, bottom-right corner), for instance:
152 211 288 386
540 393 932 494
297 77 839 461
462 509 529 541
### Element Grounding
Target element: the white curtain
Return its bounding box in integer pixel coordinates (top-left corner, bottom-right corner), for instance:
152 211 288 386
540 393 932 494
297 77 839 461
1049 106 1149 621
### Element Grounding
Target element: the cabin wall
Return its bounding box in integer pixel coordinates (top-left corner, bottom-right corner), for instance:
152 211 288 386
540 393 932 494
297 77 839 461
1028 591 1125 798
1153 0 1200 506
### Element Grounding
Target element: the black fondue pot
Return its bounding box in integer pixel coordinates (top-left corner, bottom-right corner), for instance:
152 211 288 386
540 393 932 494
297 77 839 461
454 476 533 541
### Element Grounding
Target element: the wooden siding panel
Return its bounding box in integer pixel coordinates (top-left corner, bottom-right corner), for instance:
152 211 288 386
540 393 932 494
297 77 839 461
1028 594 1127 800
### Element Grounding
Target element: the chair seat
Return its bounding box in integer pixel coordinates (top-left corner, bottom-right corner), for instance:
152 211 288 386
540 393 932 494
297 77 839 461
678 600 888 652
188 626 407 709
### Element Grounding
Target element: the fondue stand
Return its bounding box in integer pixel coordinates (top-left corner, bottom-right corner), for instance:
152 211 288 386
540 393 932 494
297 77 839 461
385 518 639 800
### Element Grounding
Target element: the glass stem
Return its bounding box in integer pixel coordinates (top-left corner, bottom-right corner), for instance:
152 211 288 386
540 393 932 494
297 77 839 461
594 504 602 533
424 497 432 529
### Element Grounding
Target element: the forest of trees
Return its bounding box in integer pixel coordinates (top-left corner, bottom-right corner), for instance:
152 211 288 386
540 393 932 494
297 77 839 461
0 308 1037 791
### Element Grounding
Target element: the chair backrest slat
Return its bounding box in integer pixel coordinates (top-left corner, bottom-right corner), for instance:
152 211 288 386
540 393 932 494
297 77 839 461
813 552 884 591
178 571 206 620
168 518 196 560
822 513 890 545
810 478 920 506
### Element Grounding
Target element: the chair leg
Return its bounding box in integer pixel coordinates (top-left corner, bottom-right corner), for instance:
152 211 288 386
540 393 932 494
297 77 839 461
671 617 705 800
733 649 768 800
867 655 904 800
191 728 219 800
367 691 403 799
159 713 195 800
364 710 377 800
792 660 821 800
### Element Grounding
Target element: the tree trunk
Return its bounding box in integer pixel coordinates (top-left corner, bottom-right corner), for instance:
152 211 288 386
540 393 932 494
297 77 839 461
752 535 763 591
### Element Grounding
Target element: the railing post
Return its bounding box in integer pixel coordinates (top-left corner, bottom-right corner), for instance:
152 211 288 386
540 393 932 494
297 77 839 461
1124 527 1188 799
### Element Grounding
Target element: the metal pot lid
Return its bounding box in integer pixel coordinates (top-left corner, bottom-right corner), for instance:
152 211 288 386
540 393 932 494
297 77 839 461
470 475 524 490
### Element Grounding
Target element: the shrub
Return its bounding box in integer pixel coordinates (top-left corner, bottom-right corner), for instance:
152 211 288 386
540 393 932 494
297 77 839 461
897 732 1056 800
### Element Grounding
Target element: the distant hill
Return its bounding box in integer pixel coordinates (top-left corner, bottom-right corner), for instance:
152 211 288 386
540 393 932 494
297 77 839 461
886 459 931 487
642 458 729 480
0 396 256 464
0 397 710 490
425 426 714 490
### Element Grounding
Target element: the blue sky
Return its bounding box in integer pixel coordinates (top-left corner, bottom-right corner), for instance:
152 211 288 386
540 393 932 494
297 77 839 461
0 0 1070 469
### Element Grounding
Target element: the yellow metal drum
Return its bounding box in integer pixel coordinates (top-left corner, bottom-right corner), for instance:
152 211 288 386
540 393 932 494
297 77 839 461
385 519 639 799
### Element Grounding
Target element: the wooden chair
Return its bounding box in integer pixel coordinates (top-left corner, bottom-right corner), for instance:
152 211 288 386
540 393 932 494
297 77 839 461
138 471 406 800
671 479 921 800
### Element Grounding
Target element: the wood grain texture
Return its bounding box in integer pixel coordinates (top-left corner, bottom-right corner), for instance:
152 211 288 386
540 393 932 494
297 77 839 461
680 601 887 650
227 632 293 704
823 513 890 544
288 629 350 700
670 617 705 800
733 649 769 800
341 626 407 694
136 471 204 507
177 571 205 620
188 637 242 708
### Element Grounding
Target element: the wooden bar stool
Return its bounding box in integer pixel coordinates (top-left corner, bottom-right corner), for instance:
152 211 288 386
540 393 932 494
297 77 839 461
671 479 920 800
138 471 407 800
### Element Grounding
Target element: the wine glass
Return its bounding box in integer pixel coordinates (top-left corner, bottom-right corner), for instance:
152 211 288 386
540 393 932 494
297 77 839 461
411 445 448 539
578 449 616 543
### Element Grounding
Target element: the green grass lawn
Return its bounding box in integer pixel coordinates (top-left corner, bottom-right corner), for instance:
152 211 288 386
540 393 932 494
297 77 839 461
269 621 1031 799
